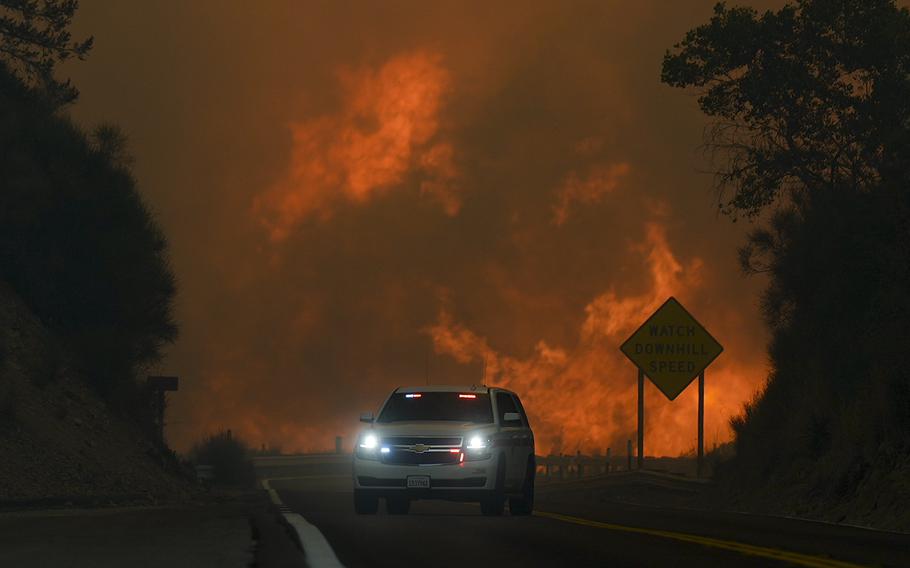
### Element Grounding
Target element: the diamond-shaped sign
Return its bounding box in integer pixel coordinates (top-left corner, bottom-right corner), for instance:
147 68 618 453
620 297 723 401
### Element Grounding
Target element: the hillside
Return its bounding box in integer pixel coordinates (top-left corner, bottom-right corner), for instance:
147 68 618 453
0 283 193 505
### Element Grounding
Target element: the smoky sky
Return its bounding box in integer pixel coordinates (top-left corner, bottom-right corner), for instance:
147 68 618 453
67 1 784 454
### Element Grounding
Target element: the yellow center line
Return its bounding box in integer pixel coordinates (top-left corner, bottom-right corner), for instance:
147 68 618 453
535 511 868 568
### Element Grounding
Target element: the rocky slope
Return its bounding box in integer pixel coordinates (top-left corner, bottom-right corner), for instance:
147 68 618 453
0 283 193 505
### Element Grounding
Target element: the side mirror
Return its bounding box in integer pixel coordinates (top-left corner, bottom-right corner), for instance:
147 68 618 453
503 412 521 424
359 412 374 423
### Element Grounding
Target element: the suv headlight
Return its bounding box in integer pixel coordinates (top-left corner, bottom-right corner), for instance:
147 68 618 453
466 435 487 449
356 432 381 460
464 434 491 460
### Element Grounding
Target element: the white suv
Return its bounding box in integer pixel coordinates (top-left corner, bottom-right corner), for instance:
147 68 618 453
353 385 535 516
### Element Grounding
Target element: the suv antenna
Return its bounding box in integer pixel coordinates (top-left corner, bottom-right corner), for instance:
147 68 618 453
425 342 430 386
482 356 486 383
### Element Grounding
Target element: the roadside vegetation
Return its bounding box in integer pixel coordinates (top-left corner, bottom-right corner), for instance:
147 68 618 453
0 2 177 428
190 430 256 488
663 0 910 527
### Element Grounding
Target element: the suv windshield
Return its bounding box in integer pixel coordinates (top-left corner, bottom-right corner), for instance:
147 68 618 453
377 392 493 423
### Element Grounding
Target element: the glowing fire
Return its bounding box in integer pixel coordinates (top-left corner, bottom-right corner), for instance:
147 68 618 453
178 49 766 458
426 222 762 456
553 162 630 226
179 220 763 456
255 51 459 241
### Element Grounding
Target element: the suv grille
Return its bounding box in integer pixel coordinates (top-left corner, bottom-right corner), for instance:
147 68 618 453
380 436 463 466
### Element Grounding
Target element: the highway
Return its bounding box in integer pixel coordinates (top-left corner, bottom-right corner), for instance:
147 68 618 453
256 455 909 568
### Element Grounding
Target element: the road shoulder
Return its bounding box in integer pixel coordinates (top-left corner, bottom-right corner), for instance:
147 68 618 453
0 491 307 568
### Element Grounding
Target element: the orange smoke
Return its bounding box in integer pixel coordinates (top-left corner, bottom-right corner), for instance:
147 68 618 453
255 51 459 241
553 162 630 225
427 222 763 456
180 367 357 454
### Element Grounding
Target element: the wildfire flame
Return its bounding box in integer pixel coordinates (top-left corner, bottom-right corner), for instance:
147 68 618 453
553 162 631 226
183 222 763 457
175 49 766 458
427 222 762 456
254 51 459 242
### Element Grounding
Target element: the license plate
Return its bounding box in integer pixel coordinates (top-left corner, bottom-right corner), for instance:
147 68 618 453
406 476 430 489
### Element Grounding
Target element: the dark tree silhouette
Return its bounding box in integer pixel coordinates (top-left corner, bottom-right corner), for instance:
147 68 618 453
662 0 910 217
0 0 93 104
663 1 910 520
0 0 177 414
0 61 178 400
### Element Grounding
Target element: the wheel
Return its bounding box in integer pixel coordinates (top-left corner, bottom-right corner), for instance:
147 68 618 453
386 496 410 515
509 458 535 515
481 455 506 516
353 489 379 514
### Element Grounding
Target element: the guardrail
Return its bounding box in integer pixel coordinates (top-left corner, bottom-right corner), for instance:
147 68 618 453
536 451 627 480
247 449 698 479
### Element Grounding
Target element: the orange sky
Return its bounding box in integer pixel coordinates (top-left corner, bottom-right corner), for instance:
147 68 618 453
66 0 783 456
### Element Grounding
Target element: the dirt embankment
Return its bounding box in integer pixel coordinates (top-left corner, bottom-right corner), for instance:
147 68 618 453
539 456 910 533
715 455 910 534
0 283 194 505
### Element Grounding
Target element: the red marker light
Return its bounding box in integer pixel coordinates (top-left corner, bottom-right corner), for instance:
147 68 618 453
405 393 422 399
458 394 476 399
449 448 460 453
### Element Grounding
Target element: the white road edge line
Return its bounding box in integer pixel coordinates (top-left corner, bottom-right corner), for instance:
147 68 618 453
261 478 345 568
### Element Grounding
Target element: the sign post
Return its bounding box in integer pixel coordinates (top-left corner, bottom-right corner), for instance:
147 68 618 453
637 368 644 470
147 375 179 445
698 371 706 476
620 297 722 477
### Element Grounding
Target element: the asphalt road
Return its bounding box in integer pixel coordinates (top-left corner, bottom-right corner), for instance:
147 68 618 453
259 456 909 568
0 502 255 568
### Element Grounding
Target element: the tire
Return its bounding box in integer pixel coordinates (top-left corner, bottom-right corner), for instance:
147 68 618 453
509 458 535 516
353 489 379 514
386 496 410 515
480 455 506 516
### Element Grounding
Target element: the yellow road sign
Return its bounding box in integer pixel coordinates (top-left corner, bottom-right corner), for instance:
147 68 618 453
620 297 722 401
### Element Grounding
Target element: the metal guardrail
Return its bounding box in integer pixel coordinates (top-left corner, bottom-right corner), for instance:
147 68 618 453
249 451 615 478
247 450 699 481
535 453 709 482
536 452 625 480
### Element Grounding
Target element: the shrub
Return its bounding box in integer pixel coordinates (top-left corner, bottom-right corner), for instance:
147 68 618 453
190 430 256 488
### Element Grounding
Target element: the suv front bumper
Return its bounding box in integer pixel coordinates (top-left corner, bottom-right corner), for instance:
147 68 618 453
353 456 497 500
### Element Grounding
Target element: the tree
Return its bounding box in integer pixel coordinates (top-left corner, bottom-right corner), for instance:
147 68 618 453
0 62 178 398
0 0 93 104
662 0 910 217
662 1 910 516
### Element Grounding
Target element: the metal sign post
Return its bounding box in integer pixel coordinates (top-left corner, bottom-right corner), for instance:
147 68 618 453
637 368 644 470
147 375 179 445
620 297 722 477
698 371 705 477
